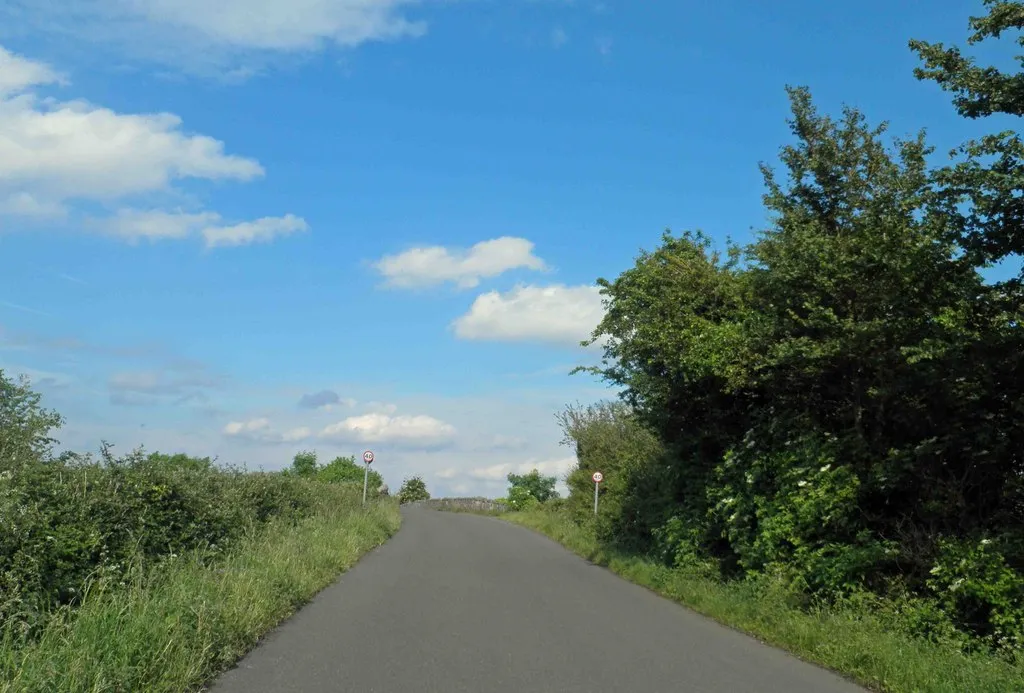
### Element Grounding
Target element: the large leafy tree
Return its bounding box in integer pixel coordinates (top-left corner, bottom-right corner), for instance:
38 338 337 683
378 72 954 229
909 0 1024 547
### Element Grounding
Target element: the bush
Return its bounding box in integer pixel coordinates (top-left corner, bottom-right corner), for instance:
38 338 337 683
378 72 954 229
397 475 430 504
0 370 330 643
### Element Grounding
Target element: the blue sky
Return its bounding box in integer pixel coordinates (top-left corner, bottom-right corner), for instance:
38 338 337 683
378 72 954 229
0 0 1013 496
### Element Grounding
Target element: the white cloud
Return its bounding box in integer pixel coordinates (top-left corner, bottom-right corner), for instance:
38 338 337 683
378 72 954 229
100 209 221 241
0 45 64 96
435 467 458 479
223 418 313 443
0 63 263 202
4 1 430 72
551 27 568 48
467 456 577 482
452 284 605 346
224 418 271 436
95 209 309 246
0 45 305 246
133 0 427 50
320 412 456 446
203 214 310 248
374 237 547 289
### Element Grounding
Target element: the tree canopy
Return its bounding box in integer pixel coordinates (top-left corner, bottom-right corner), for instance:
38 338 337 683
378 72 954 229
555 1 1024 655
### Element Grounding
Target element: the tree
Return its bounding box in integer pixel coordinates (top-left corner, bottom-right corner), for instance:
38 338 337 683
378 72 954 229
317 455 383 490
291 450 318 477
557 401 666 545
506 469 559 504
909 0 1024 280
0 370 64 469
398 476 430 503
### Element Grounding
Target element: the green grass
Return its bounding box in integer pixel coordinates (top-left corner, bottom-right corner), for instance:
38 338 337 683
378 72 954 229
0 496 401 693
503 509 1024 693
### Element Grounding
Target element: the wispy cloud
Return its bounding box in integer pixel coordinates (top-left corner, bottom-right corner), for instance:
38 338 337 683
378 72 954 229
56 272 88 286
1 0 431 76
1 300 53 318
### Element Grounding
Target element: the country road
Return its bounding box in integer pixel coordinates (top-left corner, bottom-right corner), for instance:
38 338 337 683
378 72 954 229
209 504 865 693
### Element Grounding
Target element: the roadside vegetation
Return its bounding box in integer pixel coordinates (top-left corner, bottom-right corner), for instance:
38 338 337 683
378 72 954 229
397 475 431 504
0 371 400 692
464 4 1024 691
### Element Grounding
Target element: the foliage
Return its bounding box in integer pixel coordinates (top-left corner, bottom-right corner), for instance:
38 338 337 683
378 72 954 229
551 1 1024 658
317 454 384 490
506 509 1024 693
291 450 318 477
287 451 385 490
506 469 559 505
909 0 1024 281
0 484 400 693
0 370 355 646
506 485 541 511
0 370 63 469
557 401 667 547
397 475 430 504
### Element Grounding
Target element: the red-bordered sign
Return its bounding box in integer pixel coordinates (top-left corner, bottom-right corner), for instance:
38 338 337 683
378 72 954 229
592 471 603 483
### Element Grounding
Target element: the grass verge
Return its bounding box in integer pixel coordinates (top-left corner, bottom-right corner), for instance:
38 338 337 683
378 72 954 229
0 495 401 693
502 509 1024 693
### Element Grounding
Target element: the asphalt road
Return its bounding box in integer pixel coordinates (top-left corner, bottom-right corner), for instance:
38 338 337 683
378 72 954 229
209 504 865 693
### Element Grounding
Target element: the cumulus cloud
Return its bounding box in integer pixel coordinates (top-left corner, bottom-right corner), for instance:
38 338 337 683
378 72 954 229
223 418 313 443
320 412 456 447
3 0 430 73
0 45 65 96
0 45 306 246
374 237 547 289
452 284 605 346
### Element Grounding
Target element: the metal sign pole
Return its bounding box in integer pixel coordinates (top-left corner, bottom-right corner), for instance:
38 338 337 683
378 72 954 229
594 481 599 515
362 450 375 506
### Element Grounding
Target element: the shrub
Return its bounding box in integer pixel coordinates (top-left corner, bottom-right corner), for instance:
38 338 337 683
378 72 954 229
397 475 430 504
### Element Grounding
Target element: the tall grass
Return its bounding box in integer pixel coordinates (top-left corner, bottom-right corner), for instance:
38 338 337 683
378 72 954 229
504 508 1024 693
0 489 400 693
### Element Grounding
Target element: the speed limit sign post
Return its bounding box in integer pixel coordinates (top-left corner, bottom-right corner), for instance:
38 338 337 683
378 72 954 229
592 471 603 515
362 450 375 506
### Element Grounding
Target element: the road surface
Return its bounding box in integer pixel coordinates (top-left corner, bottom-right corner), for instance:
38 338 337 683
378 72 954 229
209 504 865 693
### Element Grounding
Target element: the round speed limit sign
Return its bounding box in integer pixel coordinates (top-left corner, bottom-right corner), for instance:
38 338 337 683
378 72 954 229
592 471 603 483
363 450 374 464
